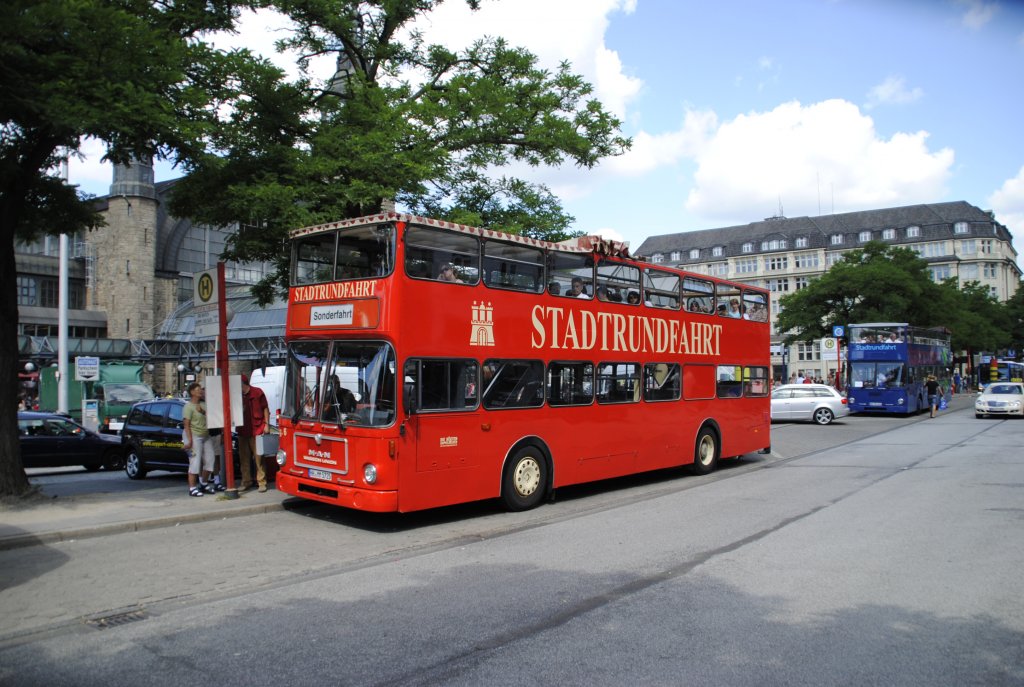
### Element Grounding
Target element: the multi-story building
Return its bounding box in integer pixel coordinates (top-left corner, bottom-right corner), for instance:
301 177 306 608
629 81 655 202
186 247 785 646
635 201 1021 382
16 159 282 397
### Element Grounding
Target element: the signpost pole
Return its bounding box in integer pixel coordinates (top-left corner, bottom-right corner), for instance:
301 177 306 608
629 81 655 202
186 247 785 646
217 262 239 499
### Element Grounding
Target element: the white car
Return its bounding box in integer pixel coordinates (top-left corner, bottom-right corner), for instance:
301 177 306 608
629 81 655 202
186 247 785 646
975 382 1024 418
771 384 850 425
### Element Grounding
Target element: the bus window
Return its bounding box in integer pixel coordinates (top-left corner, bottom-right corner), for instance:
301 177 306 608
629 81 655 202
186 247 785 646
404 226 480 284
547 252 594 299
596 362 640 403
483 241 544 293
482 360 545 409
406 359 479 412
743 291 768 322
595 261 639 303
283 340 330 419
643 269 680 310
547 361 594 406
683 277 714 314
293 232 337 285
718 286 743 318
643 363 681 401
716 365 743 397
335 224 395 280
743 366 770 396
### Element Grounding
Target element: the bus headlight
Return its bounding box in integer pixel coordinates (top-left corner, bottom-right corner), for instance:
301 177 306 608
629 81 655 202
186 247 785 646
276 449 287 466
363 463 378 484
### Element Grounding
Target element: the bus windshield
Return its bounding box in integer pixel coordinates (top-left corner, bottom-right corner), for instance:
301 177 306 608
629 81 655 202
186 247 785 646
293 224 395 284
850 362 905 388
283 341 396 427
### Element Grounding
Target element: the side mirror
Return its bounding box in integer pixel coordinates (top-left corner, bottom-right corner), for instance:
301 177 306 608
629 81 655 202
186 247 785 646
403 383 417 415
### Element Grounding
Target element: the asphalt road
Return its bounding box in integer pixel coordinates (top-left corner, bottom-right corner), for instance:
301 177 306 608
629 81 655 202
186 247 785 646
2 403 1022 686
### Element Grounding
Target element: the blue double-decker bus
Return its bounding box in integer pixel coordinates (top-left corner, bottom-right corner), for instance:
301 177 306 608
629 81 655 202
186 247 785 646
846 323 952 415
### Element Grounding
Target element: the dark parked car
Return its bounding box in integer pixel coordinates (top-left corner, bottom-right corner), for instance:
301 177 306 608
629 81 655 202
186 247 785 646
18 411 123 471
120 398 248 480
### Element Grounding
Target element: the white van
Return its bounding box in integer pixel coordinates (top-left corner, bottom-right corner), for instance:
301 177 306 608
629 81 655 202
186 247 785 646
247 366 286 428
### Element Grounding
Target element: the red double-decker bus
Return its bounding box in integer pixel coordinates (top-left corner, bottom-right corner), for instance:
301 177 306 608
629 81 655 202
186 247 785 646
273 213 771 512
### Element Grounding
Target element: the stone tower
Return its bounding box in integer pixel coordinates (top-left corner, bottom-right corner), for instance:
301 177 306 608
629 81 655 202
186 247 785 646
88 157 159 340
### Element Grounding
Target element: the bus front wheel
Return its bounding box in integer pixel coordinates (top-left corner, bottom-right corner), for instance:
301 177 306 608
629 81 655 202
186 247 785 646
501 446 547 511
691 427 719 475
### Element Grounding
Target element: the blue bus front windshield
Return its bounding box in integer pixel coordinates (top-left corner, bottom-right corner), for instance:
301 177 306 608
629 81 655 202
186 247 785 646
850 362 905 388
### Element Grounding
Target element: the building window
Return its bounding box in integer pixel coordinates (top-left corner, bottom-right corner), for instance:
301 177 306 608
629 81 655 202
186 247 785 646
954 221 969 234
712 246 723 257
979 239 993 254
736 257 758 273
651 253 663 264
707 262 727 277
766 256 788 271
984 262 998 278
794 252 819 269
797 341 821 361
39 278 59 308
930 265 951 282
830 234 843 245
918 242 947 258
882 228 895 240
761 238 787 251
858 231 871 243
768 278 789 292
670 251 680 262
795 237 808 248
742 242 753 253
689 249 699 260
826 252 844 266
906 225 920 238
17 276 36 306
960 240 976 255
795 276 810 290
960 264 978 280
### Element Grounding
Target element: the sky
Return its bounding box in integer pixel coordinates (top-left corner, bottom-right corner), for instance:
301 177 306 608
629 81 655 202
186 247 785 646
68 0 1024 255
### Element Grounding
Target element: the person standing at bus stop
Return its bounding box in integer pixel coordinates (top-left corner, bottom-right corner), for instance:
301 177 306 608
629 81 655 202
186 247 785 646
238 374 271 492
926 375 942 418
182 382 216 497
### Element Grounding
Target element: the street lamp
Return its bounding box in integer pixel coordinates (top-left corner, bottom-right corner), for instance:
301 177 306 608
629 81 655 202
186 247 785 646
176 363 186 395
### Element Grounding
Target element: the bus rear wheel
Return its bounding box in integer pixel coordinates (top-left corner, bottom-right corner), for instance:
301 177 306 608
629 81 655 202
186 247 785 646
691 427 719 475
501 446 547 511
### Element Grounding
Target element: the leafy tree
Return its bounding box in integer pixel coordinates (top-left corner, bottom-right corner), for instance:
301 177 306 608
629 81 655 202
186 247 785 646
0 0 254 497
170 0 631 303
776 242 945 344
935 280 1010 355
1004 282 1024 357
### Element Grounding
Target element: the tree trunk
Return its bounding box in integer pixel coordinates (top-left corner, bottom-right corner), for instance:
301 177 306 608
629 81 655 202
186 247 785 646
0 210 32 497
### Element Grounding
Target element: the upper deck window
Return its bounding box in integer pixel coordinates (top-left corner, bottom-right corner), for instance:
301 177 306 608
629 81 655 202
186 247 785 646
547 251 594 298
643 269 680 309
293 224 395 285
483 240 544 293
595 260 640 303
404 226 481 284
683 276 715 314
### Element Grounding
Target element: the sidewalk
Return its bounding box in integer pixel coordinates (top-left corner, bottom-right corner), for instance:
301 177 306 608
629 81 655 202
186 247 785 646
0 482 308 551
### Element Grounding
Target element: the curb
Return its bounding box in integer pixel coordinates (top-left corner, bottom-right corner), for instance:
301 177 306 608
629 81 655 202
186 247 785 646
0 497 313 552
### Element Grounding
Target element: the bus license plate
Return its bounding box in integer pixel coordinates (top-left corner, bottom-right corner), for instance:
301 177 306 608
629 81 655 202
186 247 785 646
308 468 332 482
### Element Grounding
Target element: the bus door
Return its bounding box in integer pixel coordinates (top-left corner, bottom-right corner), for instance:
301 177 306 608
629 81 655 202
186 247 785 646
405 359 481 474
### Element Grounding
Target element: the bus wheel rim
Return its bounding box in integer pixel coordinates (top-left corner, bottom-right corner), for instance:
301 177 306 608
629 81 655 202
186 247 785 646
698 435 715 465
514 457 541 497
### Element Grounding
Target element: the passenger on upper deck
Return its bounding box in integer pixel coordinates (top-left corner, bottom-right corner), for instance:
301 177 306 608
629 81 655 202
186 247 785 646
437 264 463 283
626 290 641 305
570 277 590 299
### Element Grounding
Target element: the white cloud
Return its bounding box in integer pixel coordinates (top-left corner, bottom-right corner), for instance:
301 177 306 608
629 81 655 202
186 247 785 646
417 0 642 119
605 109 717 175
957 0 998 30
865 75 924 109
684 99 954 221
988 165 1024 240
